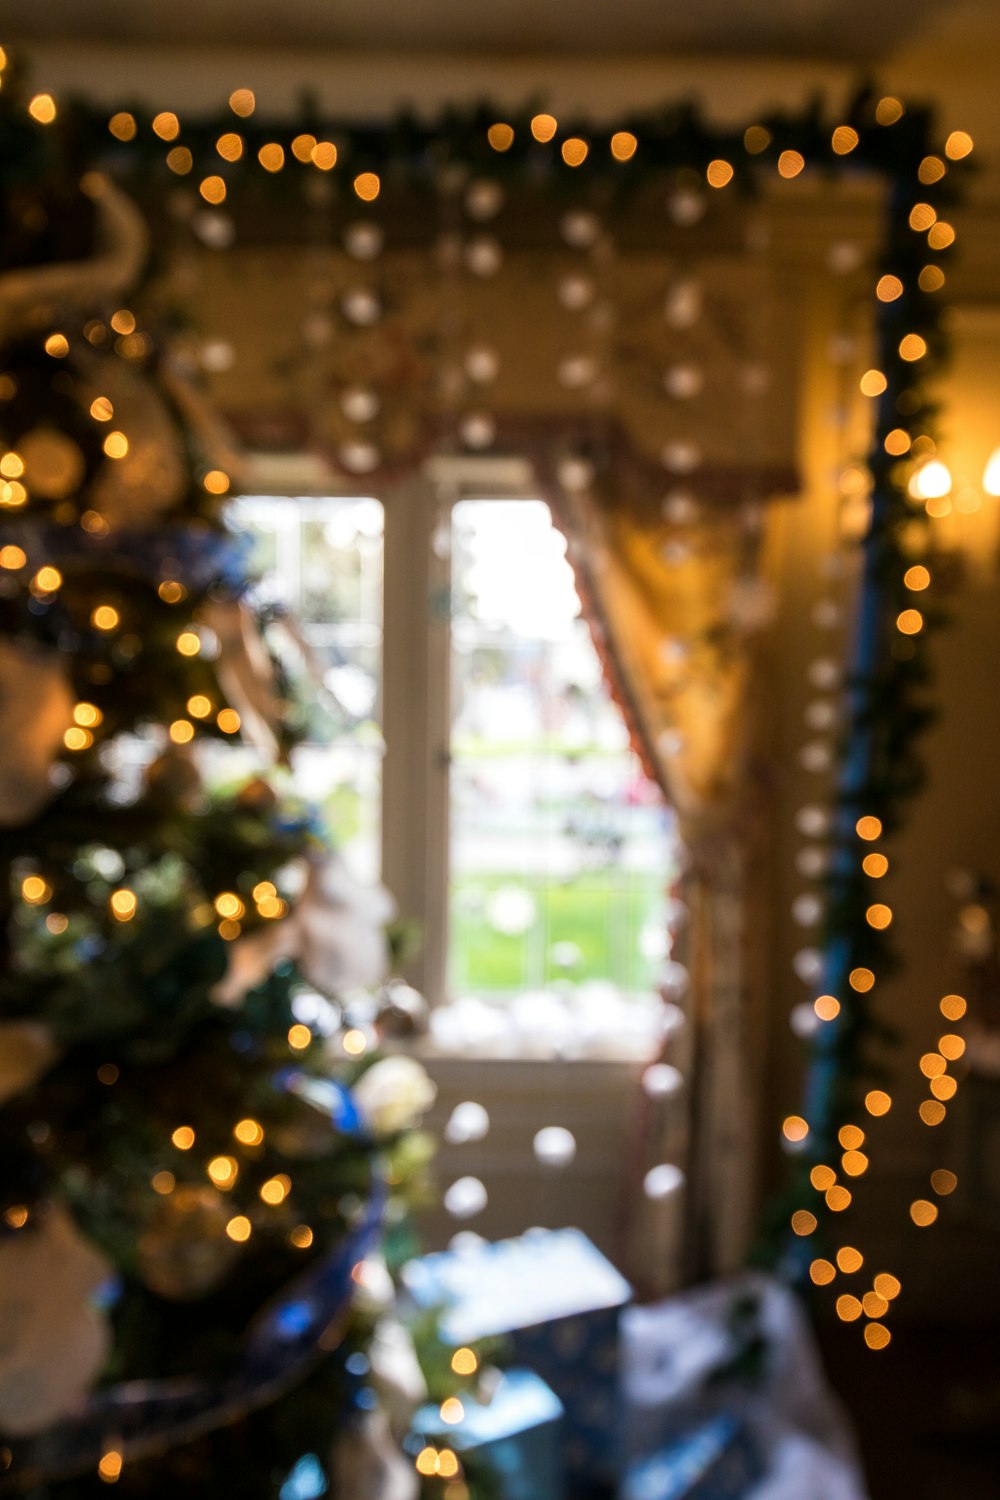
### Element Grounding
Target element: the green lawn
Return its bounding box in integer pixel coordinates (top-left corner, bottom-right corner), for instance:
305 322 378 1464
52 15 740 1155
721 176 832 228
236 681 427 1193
449 869 665 995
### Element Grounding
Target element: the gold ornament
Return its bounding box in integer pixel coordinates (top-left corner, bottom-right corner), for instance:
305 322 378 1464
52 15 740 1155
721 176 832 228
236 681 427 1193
18 427 85 499
138 1185 240 1300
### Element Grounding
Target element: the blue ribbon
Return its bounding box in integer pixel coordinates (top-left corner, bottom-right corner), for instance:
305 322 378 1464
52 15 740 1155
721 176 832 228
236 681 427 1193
0 520 252 595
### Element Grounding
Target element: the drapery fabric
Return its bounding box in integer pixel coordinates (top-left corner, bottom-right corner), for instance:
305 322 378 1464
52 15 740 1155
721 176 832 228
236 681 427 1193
549 475 791 1282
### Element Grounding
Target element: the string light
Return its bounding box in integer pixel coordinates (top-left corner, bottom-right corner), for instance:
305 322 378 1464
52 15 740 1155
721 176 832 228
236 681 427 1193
28 93 57 124
487 123 514 152
109 889 137 922
97 1450 122 1484
171 1126 196 1150
260 1174 291 1205
611 131 638 161
234 1119 265 1146
207 1155 239 1189
777 150 804 178
706 159 733 188
530 114 558 143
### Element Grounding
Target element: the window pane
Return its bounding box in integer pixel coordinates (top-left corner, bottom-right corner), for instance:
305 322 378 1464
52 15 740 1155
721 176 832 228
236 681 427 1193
227 495 384 883
448 500 675 1025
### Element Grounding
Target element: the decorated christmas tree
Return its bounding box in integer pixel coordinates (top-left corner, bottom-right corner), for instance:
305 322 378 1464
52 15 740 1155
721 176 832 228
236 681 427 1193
0 71 440 1500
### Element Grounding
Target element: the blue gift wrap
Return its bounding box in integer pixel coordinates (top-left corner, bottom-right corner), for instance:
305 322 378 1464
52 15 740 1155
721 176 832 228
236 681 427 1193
404 1228 631 1492
412 1369 564 1500
622 1414 763 1500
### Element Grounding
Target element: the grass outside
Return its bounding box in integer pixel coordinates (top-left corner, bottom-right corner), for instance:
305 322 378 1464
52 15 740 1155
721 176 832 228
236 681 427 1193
449 869 665 995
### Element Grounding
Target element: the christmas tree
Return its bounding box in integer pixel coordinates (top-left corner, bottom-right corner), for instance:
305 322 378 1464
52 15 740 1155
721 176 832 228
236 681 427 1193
0 69 438 1500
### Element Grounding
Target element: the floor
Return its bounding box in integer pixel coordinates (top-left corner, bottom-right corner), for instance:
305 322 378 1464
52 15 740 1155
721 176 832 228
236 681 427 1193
819 1320 1000 1500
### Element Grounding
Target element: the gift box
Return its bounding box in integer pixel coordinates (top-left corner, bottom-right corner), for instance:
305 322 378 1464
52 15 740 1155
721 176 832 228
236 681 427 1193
411 1368 564 1500
403 1228 631 1492
622 1414 762 1500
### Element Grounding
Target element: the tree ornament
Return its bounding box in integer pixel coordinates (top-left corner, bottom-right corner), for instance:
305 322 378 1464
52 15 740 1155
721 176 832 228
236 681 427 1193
144 746 203 808
0 1023 58 1105
0 1204 111 1436
329 1408 419 1500
0 639 74 827
352 1057 437 1138
374 980 429 1041
137 1184 240 1301
17 426 85 499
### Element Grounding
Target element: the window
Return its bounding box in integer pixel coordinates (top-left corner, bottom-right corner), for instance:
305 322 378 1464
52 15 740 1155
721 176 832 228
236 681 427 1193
448 499 672 1000
233 471 678 1056
230 494 384 884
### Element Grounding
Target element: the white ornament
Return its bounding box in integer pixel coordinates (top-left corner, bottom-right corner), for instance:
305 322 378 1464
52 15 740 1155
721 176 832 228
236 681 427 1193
560 210 601 248
342 288 381 326
808 657 841 690
558 274 595 310
329 1409 419 1500
791 894 823 928
796 847 830 878
352 1057 437 1137
339 441 381 474
793 948 823 984
465 237 503 277
795 805 830 838
643 1163 685 1199
790 1002 821 1039
369 1314 428 1439
661 490 699 526
663 280 702 328
459 412 497 450
444 1176 488 1219
297 859 396 994
557 456 594 492
667 191 706 227
0 1205 111 1436
533 1126 577 1168
465 179 504 222
660 441 702 473
343 222 385 261
641 1063 684 1100
827 241 863 275
464 344 500 383
486 886 537 936
804 699 837 732
340 386 380 423
444 1101 490 1145
663 365 704 400
558 354 598 389
192 211 235 249
799 740 834 773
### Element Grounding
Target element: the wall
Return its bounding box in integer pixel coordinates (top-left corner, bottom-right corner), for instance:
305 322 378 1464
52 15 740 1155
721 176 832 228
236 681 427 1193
11 25 1000 1293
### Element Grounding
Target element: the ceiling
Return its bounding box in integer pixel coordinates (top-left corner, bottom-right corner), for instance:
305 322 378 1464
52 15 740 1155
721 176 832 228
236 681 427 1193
0 0 952 63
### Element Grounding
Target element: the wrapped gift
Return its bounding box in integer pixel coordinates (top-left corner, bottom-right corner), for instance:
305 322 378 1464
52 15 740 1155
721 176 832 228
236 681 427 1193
622 1414 762 1500
403 1228 630 1491
410 1368 564 1500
